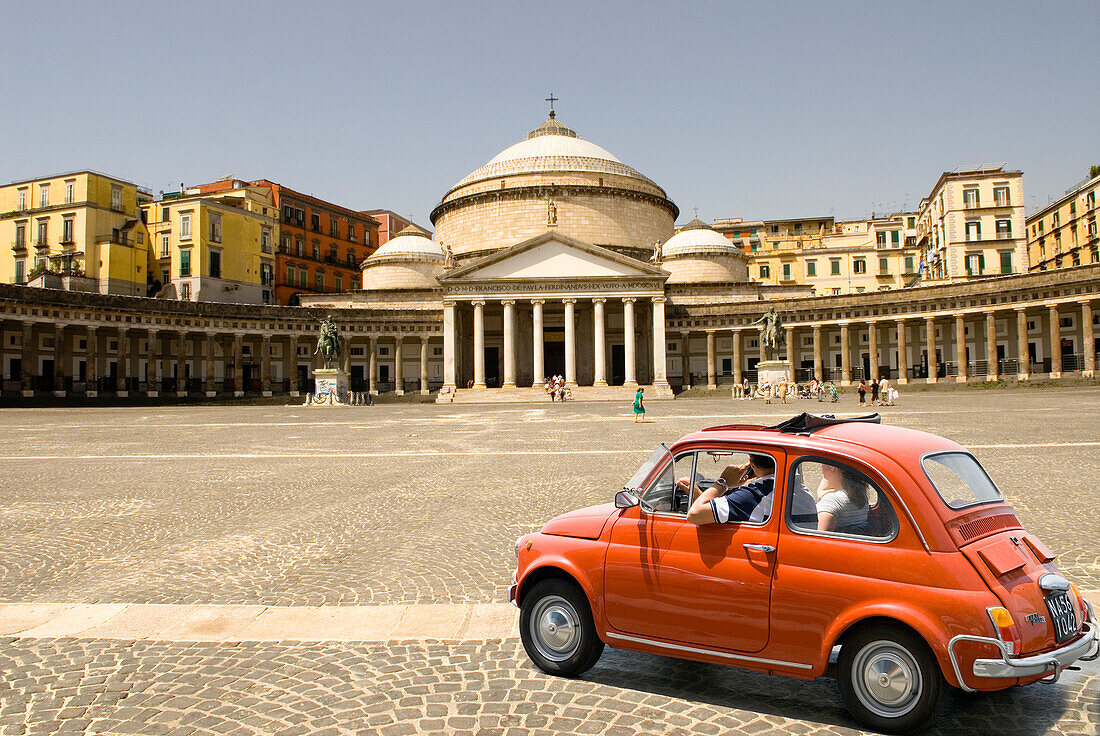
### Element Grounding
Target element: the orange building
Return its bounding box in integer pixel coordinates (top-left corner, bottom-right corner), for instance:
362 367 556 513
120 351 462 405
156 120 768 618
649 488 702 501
361 209 426 246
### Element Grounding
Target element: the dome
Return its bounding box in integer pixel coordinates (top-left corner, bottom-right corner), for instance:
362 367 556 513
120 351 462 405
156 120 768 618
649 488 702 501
662 218 741 257
449 114 659 192
367 225 442 261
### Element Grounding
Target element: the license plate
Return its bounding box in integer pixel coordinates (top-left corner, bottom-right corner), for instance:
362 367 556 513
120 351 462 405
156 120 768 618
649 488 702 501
1044 591 1078 644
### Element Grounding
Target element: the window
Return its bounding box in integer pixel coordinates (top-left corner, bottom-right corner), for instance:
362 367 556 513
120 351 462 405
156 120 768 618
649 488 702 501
159 235 170 257
806 260 816 276
329 218 338 237
36 219 48 247
161 268 170 284
963 187 979 208
346 249 357 266
161 206 170 222
64 180 74 204
905 256 914 273
311 213 320 232
853 259 866 274
879 257 888 274
208 213 221 243
296 238 304 257
298 269 307 287
312 243 320 260
14 222 25 248
782 263 791 280
891 230 899 245
260 227 271 253
787 458 898 538
209 250 221 279
759 264 770 278
830 259 841 275
640 447 779 521
876 231 886 247
180 282 191 300
39 184 49 207
111 184 122 211
286 264 295 285
14 260 25 283
283 205 293 223
61 216 74 244
907 217 916 229
966 253 984 275
334 273 343 292
315 271 325 291
348 222 356 242
179 249 191 277
922 452 1002 509
996 219 1012 239
17 188 27 210
993 185 1010 206
180 213 192 239
771 225 779 234
1052 211 1060 228
965 220 981 241
260 262 273 286
329 245 338 262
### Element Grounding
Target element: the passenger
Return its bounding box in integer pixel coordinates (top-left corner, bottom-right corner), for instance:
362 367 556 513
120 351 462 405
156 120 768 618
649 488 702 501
816 464 869 532
687 454 776 525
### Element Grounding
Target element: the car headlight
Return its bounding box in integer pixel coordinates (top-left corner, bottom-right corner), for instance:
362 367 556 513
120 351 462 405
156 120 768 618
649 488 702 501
515 536 523 559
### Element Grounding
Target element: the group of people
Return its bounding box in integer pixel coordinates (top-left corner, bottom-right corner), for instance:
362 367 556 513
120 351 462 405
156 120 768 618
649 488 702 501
545 375 570 402
731 377 839 404
856 377 899 406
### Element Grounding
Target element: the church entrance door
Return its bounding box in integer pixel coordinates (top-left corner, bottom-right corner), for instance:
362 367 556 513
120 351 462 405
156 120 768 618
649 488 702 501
544 341 565 380
484 347 500 388
610 345 625 385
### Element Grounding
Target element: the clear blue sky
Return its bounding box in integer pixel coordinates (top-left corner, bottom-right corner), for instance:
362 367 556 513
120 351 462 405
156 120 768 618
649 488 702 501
2 1 1097 227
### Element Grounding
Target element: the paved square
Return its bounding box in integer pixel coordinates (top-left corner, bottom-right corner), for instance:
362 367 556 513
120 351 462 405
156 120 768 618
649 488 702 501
0 389 1097 734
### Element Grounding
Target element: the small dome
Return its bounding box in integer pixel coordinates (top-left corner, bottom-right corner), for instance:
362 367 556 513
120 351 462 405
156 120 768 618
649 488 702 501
367 225 442 261
662 219 740 257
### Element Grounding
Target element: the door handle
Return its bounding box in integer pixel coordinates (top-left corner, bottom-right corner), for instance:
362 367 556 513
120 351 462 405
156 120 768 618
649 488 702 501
743 543 775 553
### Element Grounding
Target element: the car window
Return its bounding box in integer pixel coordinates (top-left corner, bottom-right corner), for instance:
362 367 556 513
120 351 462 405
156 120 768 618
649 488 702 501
624 444 671 492
686 449 777 524
922 452 1003 509
787 458 899 540
640 451 693 514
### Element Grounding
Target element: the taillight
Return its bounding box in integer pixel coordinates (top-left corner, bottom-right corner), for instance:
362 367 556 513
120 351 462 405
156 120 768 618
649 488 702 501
1069 583 1089 622
988 607 1021 656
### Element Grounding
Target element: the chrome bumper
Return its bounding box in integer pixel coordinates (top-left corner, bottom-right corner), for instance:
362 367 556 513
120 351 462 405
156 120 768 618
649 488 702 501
948 602 1099 692
507 578 519 608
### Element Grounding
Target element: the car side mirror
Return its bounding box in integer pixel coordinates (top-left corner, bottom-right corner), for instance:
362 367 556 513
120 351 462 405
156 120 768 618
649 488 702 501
615 490 640 509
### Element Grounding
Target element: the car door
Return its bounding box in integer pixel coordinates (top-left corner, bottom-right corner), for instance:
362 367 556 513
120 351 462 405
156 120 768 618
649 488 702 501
603 446 781 653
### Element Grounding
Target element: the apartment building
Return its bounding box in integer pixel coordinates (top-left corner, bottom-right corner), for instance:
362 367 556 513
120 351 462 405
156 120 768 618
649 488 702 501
0 171 151 295
1026 169 1100 271
362 209 425 246
916 164 1026 282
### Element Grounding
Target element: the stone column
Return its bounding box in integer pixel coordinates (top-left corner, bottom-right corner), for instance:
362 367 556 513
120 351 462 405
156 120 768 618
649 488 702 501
1016 308 1030 380
86 326 98 397
840 323 851 384
53 324 67 397
680 330 691 389
896 320 908 385
394 336 405 396
652 296 669 388
443 300 457 391
176 332 188 396
19 323 34 396
472 300 486 389
592 298 607 387
1083 301 1095 378
706 330 717 390
955 315 968 382
985 312 998 381
925 317 937 384
420 335 430 395
146 329 159 397
531 299 545 386
233 334 244 397
261 334 272 396
115 328 129 397
502 299 516 388
564 298 577 387
867 322 879 382
289 335 300 396
1049 305 1062 378
785 327 796 382
733 329 743 386
368 336 378 395
205 334 217 396
812 325 823 382
623 298 637 386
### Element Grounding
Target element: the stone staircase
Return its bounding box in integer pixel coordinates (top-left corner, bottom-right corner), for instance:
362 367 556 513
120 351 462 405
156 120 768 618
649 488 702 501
436 384 674 404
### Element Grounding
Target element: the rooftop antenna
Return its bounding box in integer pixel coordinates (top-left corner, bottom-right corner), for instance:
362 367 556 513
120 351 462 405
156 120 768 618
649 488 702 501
545 92 558 118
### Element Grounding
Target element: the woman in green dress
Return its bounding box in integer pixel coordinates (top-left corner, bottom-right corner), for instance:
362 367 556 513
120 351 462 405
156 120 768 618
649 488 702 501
633 387 645 422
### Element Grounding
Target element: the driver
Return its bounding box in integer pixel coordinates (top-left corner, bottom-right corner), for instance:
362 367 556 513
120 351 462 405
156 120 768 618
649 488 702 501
687 454 775 525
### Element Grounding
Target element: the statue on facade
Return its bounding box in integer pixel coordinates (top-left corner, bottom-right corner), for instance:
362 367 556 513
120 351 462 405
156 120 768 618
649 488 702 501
441 241 454 269
650 240 662 264
315 315 342 368
750 307 784 361
546 197 558 226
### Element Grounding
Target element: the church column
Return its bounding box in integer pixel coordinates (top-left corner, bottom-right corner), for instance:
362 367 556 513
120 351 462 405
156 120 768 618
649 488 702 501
204 334 217 396
420 335 430 395
896 319 909 384
472 300 486 389
592 298 607 387
289 335 300 396
812 325 823 383
652 296 669 388
680 330 691 389
116 327 129 397
53 324 68 397
502 299 516 388
840 323 851 384
1049 305 1062 378
867 322 879 382
394 336 405 395
1016 308 1029 380
442 300 457 391
623 298 637 386
531 299 545 385
706 330 717 390
732 329 743 386
233 334 244 396
1083 301 1095 378
175 332 188 396
955 314 968 382
368 335 379 395
925 316 937 383
563 298 577 387
20 323 35 397
146 329 159 397
86 326 98 397
985 312 998 381
261 334 272 397
785 326 796 382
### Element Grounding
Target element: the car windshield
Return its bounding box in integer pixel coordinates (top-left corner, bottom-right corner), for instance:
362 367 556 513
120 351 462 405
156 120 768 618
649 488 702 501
921 452 1003 509
624 444 672 491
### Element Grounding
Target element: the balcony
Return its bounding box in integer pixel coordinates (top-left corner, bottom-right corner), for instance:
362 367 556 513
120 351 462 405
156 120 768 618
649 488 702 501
33 240 50 251
95 234 133 247
995 231 1015 240
11 241 26 252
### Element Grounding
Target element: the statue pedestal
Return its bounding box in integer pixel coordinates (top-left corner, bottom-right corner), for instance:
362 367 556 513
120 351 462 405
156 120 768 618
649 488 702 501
755 360 792 387
312 368 349 405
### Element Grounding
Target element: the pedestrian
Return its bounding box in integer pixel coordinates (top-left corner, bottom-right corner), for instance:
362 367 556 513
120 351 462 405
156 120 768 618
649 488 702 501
870 377 880 405
633 386 645 422
740 376 749 400
857 379 867 406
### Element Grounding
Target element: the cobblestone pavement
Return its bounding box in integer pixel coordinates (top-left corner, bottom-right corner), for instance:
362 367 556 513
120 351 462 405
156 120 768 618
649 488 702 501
0 390 1098 734
0 637 1096 736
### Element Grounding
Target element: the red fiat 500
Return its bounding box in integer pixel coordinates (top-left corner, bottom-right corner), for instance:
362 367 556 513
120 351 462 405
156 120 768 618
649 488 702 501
509 414 1098 733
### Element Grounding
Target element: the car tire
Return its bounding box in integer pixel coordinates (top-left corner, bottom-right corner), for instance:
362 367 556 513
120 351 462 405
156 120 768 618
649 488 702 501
837 624 944 734
519 578 605 677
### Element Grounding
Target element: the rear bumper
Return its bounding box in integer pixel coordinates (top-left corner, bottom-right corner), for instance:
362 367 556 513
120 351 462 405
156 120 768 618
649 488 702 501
948 603 1099 691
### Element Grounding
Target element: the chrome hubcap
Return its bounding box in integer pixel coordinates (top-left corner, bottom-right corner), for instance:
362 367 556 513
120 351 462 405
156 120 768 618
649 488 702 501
852 640 923 718
530 595 580 662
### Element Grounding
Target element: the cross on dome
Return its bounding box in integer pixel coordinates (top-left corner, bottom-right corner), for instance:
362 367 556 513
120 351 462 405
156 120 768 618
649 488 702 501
546 93 559 118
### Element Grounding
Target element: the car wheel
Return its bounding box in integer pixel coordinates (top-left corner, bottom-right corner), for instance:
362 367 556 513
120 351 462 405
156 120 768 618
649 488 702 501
519 578 604 677
837 624 944 734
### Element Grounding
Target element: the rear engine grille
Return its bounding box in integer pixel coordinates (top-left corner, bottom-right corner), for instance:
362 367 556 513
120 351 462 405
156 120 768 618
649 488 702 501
953 510 1022 543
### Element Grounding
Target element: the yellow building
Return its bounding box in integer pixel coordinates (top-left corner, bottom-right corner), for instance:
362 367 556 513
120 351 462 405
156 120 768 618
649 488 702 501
1025 169 1100 272
143 183 277 304
916 164 1026 282
0 171 152 295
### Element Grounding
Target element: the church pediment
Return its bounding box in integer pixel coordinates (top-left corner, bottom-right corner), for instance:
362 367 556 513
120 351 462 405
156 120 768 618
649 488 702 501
440 231 667 283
